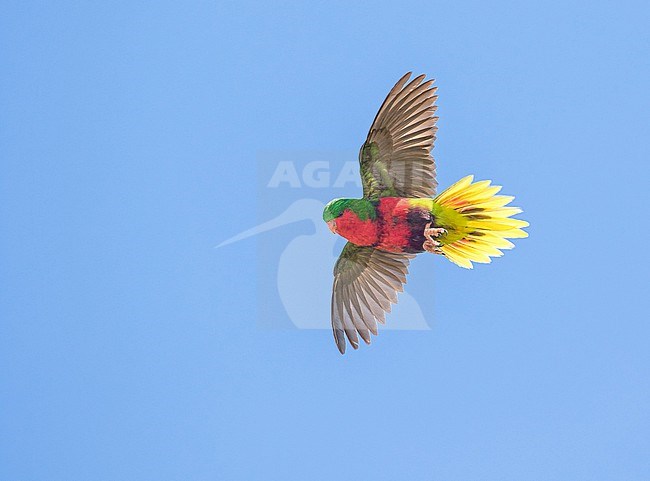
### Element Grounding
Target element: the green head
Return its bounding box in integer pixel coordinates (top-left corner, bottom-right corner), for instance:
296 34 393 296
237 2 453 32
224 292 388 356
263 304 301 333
323 198 352 222
323 198 377 224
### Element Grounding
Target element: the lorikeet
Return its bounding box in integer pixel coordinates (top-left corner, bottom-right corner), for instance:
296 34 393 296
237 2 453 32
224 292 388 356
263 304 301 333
323 72 528 354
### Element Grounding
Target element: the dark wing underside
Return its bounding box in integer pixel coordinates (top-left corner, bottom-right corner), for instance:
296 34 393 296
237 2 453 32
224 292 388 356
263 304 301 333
359 72 439 198
331 242 415 354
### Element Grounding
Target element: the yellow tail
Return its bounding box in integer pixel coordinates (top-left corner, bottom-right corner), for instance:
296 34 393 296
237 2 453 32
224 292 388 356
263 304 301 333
433 175 529 269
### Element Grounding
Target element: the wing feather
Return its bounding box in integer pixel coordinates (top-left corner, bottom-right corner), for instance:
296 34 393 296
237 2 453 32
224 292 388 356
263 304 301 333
360 72 438 198
331 243 414 353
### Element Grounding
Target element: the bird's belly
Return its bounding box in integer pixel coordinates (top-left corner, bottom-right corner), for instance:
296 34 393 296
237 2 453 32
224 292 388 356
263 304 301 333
377 204 432 254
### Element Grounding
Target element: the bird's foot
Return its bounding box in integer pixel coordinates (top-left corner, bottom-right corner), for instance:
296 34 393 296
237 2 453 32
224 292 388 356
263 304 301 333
424 223 447 240
423 239 443 254
423 223 446 255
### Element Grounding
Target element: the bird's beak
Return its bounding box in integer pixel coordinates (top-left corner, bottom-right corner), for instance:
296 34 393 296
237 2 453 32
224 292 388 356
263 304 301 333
327 220 338 234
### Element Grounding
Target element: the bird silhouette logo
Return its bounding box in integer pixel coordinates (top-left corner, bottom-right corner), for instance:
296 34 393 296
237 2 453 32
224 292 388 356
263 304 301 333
217 198 430 332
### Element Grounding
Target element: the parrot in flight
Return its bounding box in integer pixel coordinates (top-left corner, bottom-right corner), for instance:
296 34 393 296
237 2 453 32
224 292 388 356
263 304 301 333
323 72 529 354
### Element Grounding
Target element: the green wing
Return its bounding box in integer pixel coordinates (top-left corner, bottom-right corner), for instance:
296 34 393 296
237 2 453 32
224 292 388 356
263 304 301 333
359 72 439 199
331 242 415 354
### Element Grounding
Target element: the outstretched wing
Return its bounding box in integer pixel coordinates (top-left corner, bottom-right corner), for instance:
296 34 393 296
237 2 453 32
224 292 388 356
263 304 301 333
359 72 438 199
331 242 415 354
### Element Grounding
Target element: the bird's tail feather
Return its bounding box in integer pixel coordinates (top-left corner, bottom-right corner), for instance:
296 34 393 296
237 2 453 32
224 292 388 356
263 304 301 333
434 175 529 269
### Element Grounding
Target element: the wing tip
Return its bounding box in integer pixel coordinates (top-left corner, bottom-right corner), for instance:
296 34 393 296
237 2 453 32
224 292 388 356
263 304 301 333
334 328 346 354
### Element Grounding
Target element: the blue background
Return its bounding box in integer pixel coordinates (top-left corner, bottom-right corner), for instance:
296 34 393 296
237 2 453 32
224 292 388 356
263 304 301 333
2 1 649 480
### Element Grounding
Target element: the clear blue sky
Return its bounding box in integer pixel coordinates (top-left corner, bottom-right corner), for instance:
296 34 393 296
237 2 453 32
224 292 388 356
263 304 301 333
2 1 649 480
